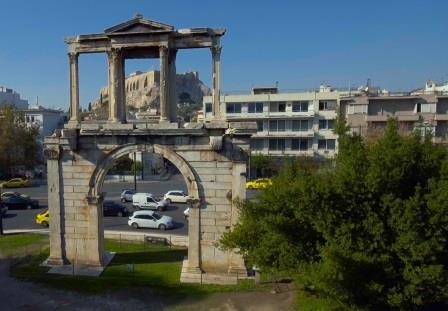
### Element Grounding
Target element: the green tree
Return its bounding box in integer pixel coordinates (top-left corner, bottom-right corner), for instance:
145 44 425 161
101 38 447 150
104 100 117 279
0 106 41 177
250 153 273 177
221 118 448 310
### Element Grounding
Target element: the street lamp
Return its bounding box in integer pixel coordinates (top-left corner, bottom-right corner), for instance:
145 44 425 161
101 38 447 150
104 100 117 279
0 185 3 235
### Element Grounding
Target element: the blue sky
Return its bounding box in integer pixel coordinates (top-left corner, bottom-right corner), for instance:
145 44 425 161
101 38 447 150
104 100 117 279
0 0 447 110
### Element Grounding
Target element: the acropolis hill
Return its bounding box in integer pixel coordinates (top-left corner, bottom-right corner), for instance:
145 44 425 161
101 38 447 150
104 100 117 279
93 70 210 115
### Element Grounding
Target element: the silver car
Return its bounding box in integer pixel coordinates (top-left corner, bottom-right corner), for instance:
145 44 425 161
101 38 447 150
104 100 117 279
128 210 174 230
120 189 135 203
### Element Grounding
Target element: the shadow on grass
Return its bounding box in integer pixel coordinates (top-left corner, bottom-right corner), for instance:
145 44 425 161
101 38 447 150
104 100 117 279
109 249 187 266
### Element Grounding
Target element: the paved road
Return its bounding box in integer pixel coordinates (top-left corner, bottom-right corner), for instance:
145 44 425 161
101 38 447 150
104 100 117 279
1 175 190 235
1 174 259 236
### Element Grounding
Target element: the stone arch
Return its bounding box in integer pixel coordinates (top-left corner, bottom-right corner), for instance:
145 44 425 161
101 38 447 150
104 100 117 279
88 143 199 200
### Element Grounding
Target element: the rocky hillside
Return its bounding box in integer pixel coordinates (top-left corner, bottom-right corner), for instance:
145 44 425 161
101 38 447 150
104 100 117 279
92 70 210 119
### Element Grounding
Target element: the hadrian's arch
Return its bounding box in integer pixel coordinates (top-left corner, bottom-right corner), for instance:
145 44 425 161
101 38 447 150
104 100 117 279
44 15 256 284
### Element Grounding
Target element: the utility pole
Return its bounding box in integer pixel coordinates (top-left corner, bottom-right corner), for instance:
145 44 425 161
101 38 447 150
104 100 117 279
133 152 137 193
0 185 4 235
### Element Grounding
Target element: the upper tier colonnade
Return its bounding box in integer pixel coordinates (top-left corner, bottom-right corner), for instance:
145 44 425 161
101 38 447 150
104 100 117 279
65 14 224 127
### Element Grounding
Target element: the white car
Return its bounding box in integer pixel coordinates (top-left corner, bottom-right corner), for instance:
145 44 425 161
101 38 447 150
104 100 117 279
132 193 169 211
163 190 188 204
128 210 174 230
183 207 190 218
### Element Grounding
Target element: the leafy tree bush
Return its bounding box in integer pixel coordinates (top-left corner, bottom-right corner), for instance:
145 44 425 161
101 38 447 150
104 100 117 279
221 118 448 310
0 106 41 177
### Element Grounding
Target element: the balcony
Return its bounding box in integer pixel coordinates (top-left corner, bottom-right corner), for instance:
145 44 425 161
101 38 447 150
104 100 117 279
366 114 420 122
253 130 315 138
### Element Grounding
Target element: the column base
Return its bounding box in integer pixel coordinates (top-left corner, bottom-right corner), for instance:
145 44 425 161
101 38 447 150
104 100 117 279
65 120 80 129
46 257 65 266
227 265 248 277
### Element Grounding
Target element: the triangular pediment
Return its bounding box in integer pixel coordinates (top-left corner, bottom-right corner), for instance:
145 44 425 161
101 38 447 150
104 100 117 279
105 15 173 34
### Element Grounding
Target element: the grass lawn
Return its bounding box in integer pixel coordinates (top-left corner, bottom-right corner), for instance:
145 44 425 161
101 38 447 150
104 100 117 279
0 233 48 257
9 237 260 297
5 234 354 310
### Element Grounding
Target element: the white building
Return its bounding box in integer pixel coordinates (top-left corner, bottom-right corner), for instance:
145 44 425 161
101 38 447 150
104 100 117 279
204 86 354 160
23 105 66 140
411 80 448 95
0 86 28 109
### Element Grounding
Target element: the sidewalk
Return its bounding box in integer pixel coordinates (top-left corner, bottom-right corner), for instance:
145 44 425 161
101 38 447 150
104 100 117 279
3 229 188 246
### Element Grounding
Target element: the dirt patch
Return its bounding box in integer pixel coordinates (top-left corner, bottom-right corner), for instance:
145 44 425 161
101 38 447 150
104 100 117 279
0 260 295 310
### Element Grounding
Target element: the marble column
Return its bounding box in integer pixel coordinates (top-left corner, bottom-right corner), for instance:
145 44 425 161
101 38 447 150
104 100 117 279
168 49 178 123
211 45 222 120
107 48 123 122
68 52 80 126
186 198 202 273
159 46 169 122
45 146 65 265
119 56 127 122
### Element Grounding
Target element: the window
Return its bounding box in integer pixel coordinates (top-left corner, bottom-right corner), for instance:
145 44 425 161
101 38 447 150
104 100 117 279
250 139 264 150
319 100 336 111
205 103 212 113
318 119 335 129
269 102 286 112
226 103 242 113
292 120 309 131
269 120 286 132
318 139 336 150
292 101 309 112
257 120 264 131
269 138 285 151
278 102 286 112
291 139 309 150
248 102 263 113
416 103 421 113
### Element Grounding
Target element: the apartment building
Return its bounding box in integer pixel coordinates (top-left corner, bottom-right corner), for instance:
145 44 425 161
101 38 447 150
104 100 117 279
341 92 448 143
0 86 28 109
204 85 354 159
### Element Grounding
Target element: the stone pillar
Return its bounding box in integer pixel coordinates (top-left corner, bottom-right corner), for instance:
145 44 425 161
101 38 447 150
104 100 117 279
168 49 177 123
85 195 105 266
186 198 202 273
107 48 123 122
159 46 169 122
211 45 222 120
228 162 248 275
68 52 80 127
45 146 65 265
119 56 127 122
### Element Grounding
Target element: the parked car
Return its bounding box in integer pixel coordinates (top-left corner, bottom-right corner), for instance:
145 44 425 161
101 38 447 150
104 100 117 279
132 193 169 211
1 191 29 200
35 209 49 227
245 178 272 189
163 190 188 204
103 201 129 217
183 207 190 218
120 189 135 203
2 194 39 209
127 210 174 230
0 178 31 188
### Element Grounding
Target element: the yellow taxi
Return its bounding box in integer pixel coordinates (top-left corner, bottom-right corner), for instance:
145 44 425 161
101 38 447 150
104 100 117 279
35 209 49 227
0 178 31 188
246 178 272 189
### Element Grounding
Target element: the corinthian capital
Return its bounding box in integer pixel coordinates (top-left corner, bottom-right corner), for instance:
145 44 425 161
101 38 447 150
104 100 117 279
68 52 78 64
44 146 61 160
107 48 122 62
211 45 222 56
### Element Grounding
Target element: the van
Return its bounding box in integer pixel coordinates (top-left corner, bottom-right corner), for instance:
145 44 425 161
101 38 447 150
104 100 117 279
132 193 168 211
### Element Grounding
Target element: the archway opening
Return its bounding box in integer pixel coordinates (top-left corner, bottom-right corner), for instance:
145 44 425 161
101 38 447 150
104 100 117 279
90 144 198 243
